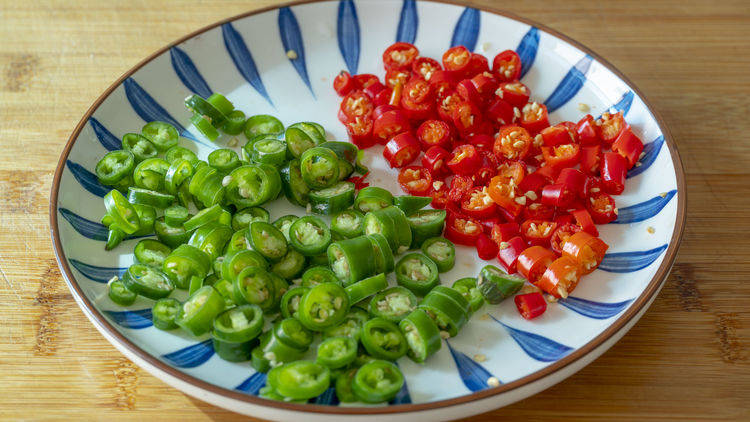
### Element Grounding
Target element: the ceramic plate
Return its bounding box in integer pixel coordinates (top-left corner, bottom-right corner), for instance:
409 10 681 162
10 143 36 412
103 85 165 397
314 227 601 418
50 0 686 420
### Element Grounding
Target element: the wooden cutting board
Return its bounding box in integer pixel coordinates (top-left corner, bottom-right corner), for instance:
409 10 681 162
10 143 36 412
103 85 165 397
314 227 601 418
1 0 749 420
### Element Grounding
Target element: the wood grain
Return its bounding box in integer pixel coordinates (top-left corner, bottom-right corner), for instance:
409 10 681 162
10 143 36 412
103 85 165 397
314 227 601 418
1 0 749 420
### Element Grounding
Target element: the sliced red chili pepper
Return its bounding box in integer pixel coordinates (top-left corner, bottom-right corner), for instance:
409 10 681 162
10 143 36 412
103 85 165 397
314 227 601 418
472 166 494 186
448 175 473 203
354 74 380 90
339 90 374 123
383 132 420 168
536 256 580 298
494 125 532 161
517 246 556 283
333 70 356 96
429 70 457 97
549 223 582 254
373 109 410 144
492 50 522 82
520 219 558 247
345 116 375 149
476 232 499 261
571 208 599 236
402 77 434 105
398 166 433 196
596 111 625 144
383 42 419 70
467 53 490 76
444 214 483 246
540 124 575 147
562 231 609 275
523 202 554 221
487 176 524 218
388 82 403 107
437 91 462 122
429 180 449 209
600 152 628 195
456 79 482 105
542 143 580 170
583 176 602 198
495 81 529 109
520 102 550 134
447 144 482 175
611 126 644 168
373 104 398 120
497 236 527 274
479 149 501 170
385 68 410 89
575 114 599 146
556 168 587 197
401 96 435 121
347 172 370 191
469 72 498 103
422 146 450 177
363 80 387 99
497 161 527 186
416 119 451 149
452 100 484 136
580 145 602 176
515 292 547 320
518 170 551 196
442 46 472 78
555 213 576 227
486 97 516 126
541 183 575 208
491 222 521 244
586 191 617 224
460 187 497 219
374 87 392 107
467 134 494 152
535 162 561 180
411 56 441 81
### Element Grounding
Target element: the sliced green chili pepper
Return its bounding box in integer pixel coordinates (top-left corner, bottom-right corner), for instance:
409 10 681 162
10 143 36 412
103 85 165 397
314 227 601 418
285 122 326 158
162 206 188 228
122 133 158 162
345 273 388 303
165 146 198 165
421 237 455 273
279 159 310 207
185 94 226 126
134 239 172 268
244 114 284 140
319 141 357 165
208 148 241 174
188 222 232 260
246 221 288 260
188 275 203 296
249 137 287 167
380 206 412 253
232 206 269 230
270 248 306 280
369 286 418 323
364 206 412 254
213 278 237 308
223 229 248 256
127 187 175 209
224 164 281 208
327 236 377 286
152 297 181 330
254 330 305 370
367 233 395 274
274 317 314 350
251 344 273 373
280 286 309 319
103 189 140 234
301 266 339 287
122 264 174 300
190 113 219 141
111 174 134 194
165 159 194 195
393 195 433 216
183 204 222 232
96 150 135 185
161 244 211 290
360 317 407 361
354 187 394 213
141 121 179 152
331 209 364 239
130 204 156 237
207 93 234 116
154 217 193 248
322 308 368 340
353 345 377 368
300 147 340 189
288 216 331 256
408 209 447 248
203 273 219 286
188 165 225 207
221 249 268 281
335 368 359 403
212 332 255 362
316 336 357 369
133 157 170 192
309 181 355 215
272 215 299 242
232 266 276 310
309 253 329 267
431 285 471 318
418 286 469 337
477 264 525 304
176 285 225 336
108 279 137 306
267 360 331 401
399 308 442 363
452 277 484 313
298 282 349 331
213 304 264 343
395 253 440 296
221 109 246 135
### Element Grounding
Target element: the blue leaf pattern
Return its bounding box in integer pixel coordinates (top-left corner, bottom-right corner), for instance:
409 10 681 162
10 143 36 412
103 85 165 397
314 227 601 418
600 244 668 273
628 135 664 178
559 297 634 319
493 317 573 362
389 362 412 404
613 190 677 224
396 0 418 43
59 208 109 241
314 387 339 405
69 259 126 283
516 27 539 79
89 117 121 151
337 0 360 74
66 160 109 197
605 91 634 117
104 309 153 329
170 47 212 98
446 341 496 392
544 55 593 112
235 371 267 395
278 7 314 96
162 340 214 368
221 22 274 107
450 8 480 51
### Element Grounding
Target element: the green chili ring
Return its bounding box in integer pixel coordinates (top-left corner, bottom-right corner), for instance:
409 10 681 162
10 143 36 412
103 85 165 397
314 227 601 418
316 336 358 369
288 216 331 256
399 308 442 363
369 286 418 324
395 253 440 296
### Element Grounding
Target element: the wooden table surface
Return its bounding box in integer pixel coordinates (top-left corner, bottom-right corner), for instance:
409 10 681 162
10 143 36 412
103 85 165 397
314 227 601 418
2 0 749 420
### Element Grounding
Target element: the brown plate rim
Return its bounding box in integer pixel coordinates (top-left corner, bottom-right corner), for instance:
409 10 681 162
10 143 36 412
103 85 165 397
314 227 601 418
49 0 687 415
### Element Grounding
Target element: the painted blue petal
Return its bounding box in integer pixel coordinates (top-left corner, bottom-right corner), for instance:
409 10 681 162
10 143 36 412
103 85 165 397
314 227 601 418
559 296 634 319
613 190 677 224
450 7 480 51
545 55 593 113
389 362 412 404
103 308 153 329
628 135 664 178
603 91 634 117
396 0 418 43
278 7 314 97
59 208 109 241
89 117 121 151
170 47 212 98
337 0 360 74
221 22 274 107
235 371 267 395
122 78 209 147
492 316 573 362
69 259 126 283
599 244 668 273
446 341 496 392
314 387 339 405
161 340 214 368
516 27 539 79
65 160 109 197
